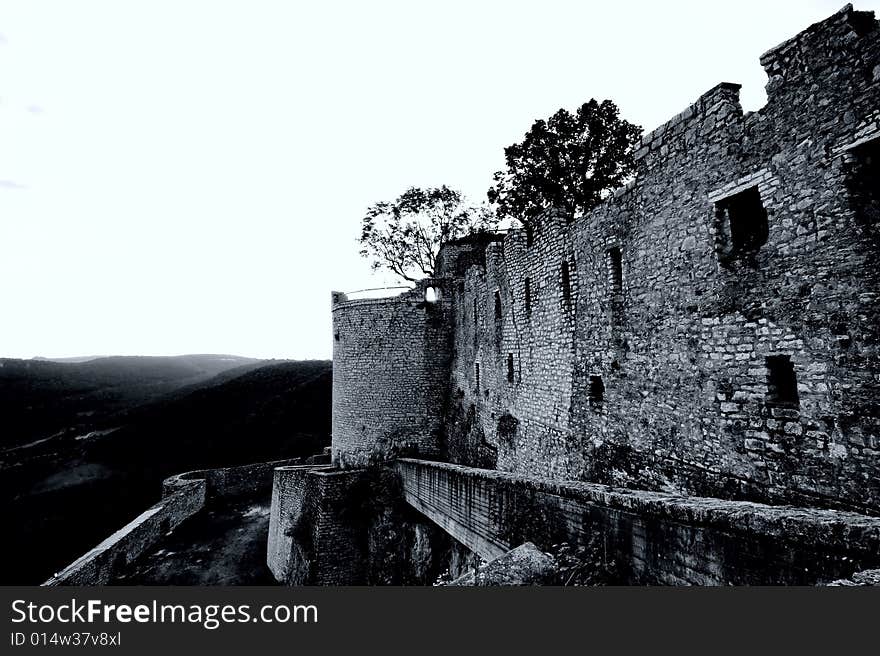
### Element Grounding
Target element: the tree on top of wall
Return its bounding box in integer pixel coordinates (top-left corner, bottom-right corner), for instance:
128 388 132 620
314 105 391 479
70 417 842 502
359 186 497 283
487 99 642 222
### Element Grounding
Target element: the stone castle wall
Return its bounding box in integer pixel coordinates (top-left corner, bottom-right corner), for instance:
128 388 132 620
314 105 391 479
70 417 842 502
397 458 880 585
267 465 324 584
267 463 456 585
330 280 456 467
440 5 880 511
331 5 879 512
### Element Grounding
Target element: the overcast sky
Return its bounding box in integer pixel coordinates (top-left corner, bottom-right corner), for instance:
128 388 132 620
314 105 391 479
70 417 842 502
1 0 874 360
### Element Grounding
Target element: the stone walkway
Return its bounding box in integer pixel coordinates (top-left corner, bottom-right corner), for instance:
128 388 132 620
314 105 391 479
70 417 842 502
113 499 276 585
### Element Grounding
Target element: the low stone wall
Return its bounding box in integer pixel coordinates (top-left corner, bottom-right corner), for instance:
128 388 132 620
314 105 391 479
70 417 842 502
44 458 301 586
162 458 302 501
43 478 206 586
396 459 880 585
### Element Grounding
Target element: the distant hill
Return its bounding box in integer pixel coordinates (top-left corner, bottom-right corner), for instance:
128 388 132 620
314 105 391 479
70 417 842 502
0 357 332 584
31 356 106 363
0 354 263 449
88 359 333 473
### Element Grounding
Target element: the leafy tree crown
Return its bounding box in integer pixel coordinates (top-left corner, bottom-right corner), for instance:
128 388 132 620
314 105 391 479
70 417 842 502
487 99 642 222
359 186 497 283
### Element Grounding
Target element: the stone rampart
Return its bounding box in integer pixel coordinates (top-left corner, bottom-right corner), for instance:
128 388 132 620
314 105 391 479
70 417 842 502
397 458 880 585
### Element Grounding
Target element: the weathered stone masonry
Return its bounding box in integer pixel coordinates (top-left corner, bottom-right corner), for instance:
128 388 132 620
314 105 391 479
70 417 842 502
396 458 880 585
331 280 456 468
331 5 879 509
281 5 880 585
440 4 880 512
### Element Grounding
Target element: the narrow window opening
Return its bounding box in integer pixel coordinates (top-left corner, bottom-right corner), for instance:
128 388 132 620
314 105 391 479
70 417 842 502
524 277 532 317
607 247 622 293
715 186 768 261
424 286 438 303
561 261 571 303
525 223 534 248
475 363 480 392
494 290 502 320
507 353 515 383
765 355 799 407
607 247 623 325
848 138 880 235
588 375 604 409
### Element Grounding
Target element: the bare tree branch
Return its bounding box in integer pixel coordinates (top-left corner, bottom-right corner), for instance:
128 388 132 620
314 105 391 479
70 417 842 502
359 186 497 283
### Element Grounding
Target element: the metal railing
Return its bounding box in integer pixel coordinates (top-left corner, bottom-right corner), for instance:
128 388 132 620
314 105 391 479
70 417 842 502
342 286 413 300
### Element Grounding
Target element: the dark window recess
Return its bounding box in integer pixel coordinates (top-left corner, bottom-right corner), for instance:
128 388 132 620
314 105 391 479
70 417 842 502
507 353 515 383
715 186 769 260
848 8 876 36
475 363 480 391
607 247 622 292
766 355 799 407
848 138 880 234
524 277 532 317
494 291 502 320
561 261 571 303
607 247 623 324
525 223 534 247
588 375 604 408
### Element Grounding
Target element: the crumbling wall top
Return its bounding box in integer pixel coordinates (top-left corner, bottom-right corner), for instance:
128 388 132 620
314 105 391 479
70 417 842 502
635 82 742 160
759 4 878 96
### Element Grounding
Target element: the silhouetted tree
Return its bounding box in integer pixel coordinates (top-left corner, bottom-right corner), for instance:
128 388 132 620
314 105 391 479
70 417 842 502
359 186 496 282
487 99 642 221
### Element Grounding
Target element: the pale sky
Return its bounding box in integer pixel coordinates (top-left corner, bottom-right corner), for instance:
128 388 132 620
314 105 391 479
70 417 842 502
1 0 874 360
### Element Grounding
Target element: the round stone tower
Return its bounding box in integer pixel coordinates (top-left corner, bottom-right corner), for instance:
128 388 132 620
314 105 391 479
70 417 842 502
330 279 454 468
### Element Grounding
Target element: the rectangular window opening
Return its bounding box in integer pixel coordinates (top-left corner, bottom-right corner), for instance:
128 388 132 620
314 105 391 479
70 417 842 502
848 138 880 232
765 355 799 407
588 375 605 409
507 353 515 383
475 363 480 392
607 247 622 293
715 186 769 261
524 278 532 317
494 290 502 320
607 247 623 325
561 261 571 303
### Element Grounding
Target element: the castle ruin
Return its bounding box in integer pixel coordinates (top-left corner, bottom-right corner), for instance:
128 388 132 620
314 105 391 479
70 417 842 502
44 4 880 587
268 4 880 585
